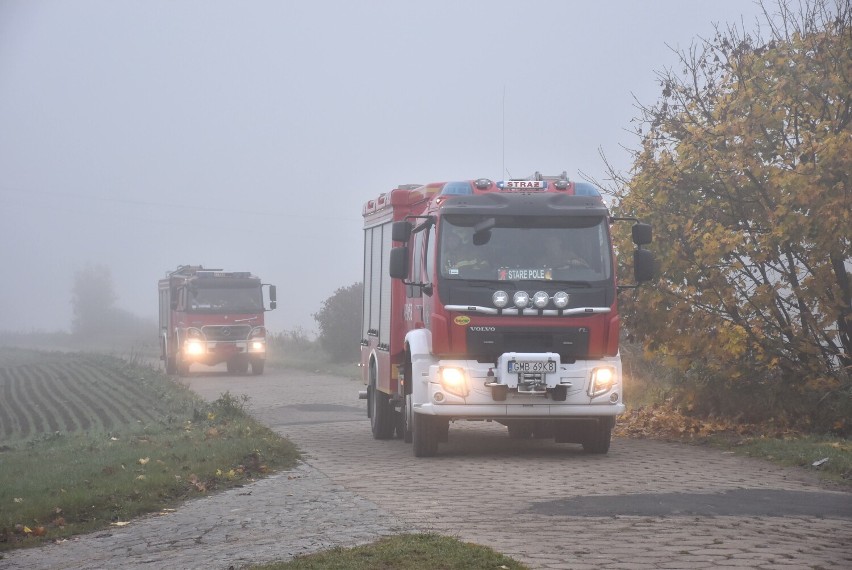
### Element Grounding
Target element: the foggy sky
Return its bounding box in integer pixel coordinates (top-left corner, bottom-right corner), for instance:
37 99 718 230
0 0 766 335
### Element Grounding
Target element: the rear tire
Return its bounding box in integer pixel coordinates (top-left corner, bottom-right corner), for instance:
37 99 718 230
412 412 439 457
369 361 394 439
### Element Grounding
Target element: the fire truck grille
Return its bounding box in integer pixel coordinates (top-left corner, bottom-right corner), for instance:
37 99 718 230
466 327 591 362
202 325 252 341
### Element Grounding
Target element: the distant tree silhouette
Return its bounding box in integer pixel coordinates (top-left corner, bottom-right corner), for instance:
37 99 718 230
71 264 118 335
70 264 154 340
313 282 363 362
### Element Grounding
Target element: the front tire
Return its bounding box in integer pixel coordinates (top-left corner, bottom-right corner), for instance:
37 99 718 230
412 412 439 457
582 418 613 454
251 359 265 375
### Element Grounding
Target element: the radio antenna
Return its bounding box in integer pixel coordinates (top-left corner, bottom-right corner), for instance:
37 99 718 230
502 85 506 177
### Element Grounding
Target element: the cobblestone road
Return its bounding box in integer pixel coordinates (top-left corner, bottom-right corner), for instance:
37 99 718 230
2 366 850 569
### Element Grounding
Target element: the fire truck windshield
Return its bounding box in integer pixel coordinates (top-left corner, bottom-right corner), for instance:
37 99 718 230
187 284 263 314
440 215 612 283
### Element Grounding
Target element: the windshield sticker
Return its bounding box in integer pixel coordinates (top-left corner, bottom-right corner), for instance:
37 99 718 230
498 267 552 281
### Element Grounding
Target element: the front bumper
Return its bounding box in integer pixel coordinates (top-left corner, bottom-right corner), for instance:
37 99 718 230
413 354 624 419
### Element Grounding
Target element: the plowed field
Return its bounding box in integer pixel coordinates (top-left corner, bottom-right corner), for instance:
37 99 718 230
0 349 170 443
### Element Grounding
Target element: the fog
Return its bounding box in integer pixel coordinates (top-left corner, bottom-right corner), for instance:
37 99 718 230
0 0 765 335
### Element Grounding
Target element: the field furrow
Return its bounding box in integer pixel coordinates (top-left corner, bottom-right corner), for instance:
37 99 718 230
2 367 33 439
30 366 79 433
46 364 114 431
17 365 62 433
0 369 16 439
73 361 161 424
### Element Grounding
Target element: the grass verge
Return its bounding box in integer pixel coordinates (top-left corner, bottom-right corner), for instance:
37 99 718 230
707 433 852 486
252 533 528 570
0 351 300 551
266 331 359 379
615 403 852 486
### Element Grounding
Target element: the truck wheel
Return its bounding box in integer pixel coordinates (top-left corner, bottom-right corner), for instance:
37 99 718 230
251 360 265 375
166 356 177 375
369 362 394 439
412 412 439 457
582 418 613 454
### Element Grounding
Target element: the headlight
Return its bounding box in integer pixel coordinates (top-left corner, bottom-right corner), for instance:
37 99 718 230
249 341 265 352
533 291 550 309
513 291 530 309
493 290 509 308
553 291 570 308
184 339 205 356
588 366 616 397
438 366 469 398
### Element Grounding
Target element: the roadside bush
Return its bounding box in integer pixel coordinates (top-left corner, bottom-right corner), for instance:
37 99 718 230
313 282 362 362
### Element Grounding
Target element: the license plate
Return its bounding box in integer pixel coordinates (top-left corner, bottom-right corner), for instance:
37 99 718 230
508 360 556 373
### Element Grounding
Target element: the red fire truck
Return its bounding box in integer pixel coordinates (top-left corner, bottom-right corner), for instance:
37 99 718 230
360 172 653 456
158 265 277 376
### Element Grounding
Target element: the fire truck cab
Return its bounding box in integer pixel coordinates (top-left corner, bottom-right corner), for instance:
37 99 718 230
361 173 653 456
158 265 276 376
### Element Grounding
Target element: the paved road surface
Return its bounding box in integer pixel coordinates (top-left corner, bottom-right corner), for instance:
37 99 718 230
2 365 850 569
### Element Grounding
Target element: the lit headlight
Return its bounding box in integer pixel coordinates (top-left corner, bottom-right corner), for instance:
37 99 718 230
493 290 509 308
513 291 530 309
184 339 205 356
250 341 265 352
438 366 469 398
553 291 570 308
588 366 616 397
533 291 550 308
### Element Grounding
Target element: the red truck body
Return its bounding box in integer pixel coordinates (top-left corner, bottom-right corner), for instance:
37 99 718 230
158 265 277 376
360 173 653 456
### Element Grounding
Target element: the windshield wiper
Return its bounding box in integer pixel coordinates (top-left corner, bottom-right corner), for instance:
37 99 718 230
549 280 593 288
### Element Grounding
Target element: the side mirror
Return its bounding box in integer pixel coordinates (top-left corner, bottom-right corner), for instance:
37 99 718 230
389 246 409 279
632 223 652 246
634 249 655 283
392 221 413 243
269 285 277 302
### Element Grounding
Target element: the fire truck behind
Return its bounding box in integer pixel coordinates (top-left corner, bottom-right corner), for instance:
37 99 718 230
360 172 654 456
158 265 277 376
